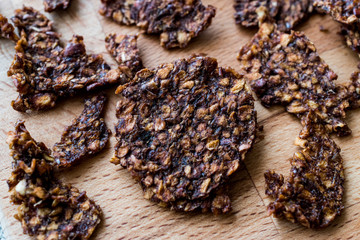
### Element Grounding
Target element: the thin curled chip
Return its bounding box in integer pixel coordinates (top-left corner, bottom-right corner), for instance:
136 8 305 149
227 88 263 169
8 6 124 112
100 0 216 48
265 112 344 228
105 33 143 76
234 0 314 32
44 0 71 12
0 14 19 41
53 94 111 169
112 55 257 213
314 0 360 24
7 121 102 239
238 22 352 136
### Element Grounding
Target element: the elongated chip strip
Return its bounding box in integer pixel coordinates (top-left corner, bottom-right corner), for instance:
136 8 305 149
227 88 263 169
265 112 344 228
53 94 111 169
7 121 102 239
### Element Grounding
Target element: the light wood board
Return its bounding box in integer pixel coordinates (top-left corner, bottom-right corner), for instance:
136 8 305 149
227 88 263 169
1 0 360 239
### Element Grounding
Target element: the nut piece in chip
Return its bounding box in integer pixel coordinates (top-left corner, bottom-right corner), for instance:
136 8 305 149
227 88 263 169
112 55 257 213
105 33 143 77
265 112 344 228
7 121 102 239
44 0 71 12
53 94 111 169
314 0 360 24
0 14 18 41
234 0 314 32
238 22 352 136
8 6 124 112
99 0 216 48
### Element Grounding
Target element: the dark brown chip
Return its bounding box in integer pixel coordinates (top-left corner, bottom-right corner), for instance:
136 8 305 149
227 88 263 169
234 0 314 32
112 55 257 213
347 65 360 107
53 94 111 169
314 0 360 24
105 33 143 76
100 0 216 48
0 14 19 41
8 6 124 112
44 0 71 12
341 23 360 57
265 112 344 228
238 22 352 136
7 121 102 240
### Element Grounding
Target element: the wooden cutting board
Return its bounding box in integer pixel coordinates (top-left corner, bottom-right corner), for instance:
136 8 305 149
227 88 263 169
1 0 360 239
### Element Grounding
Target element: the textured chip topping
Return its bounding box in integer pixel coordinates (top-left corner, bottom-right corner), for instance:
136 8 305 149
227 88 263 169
53 94 111 169
8 6 123 112
105 33 143 76
100 0 216 48
341 23 360 57
238 22 352 136
44 0 71 12
112 55 257 213
7 121 102 240
265 112 344 228
314 0 360 24
234 0 314 31
0 14 19 41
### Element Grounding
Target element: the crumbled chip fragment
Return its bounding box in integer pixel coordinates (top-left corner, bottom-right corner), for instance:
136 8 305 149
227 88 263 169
100 0 216 48
341 23 360 57
112 55 257 213
234 0 314 31
44 0 71 12
314 0 360 24
265 112 344 228
105 33 143 76
238 22 351 136
8 6 122 112
347 65 360 107
53 94 111 169
7 121 102 239
0 14 19 41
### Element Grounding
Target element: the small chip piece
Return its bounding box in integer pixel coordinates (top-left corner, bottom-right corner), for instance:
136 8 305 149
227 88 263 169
341 23 360 57
265 112 344 228
347 65 360 107
100 0 216 48
314 0 360 25
53 94 111 169
0 14 18 41
238 22 352 136
8 6 124 112
105 33 143 76
234 0 314 31
44 0 71 12
112 55 257 213
7 121 102 239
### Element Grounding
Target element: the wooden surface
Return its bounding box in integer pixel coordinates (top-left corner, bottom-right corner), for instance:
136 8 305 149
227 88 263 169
1 0 360 239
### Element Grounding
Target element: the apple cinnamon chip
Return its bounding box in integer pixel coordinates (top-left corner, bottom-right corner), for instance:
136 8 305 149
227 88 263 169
7 121 102 239
341 23 360 57
112 55 257 213
8 6 124 112
53 94 111 169
265 112 344 228
234 0 314 31
314 0 360 24
238 22 352 136
105 33 143 76
99 0 216 48
44 0 71 12
0 14 18 41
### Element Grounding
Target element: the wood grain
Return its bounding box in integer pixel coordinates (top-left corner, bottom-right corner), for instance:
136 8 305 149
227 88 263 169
1 0 360 239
